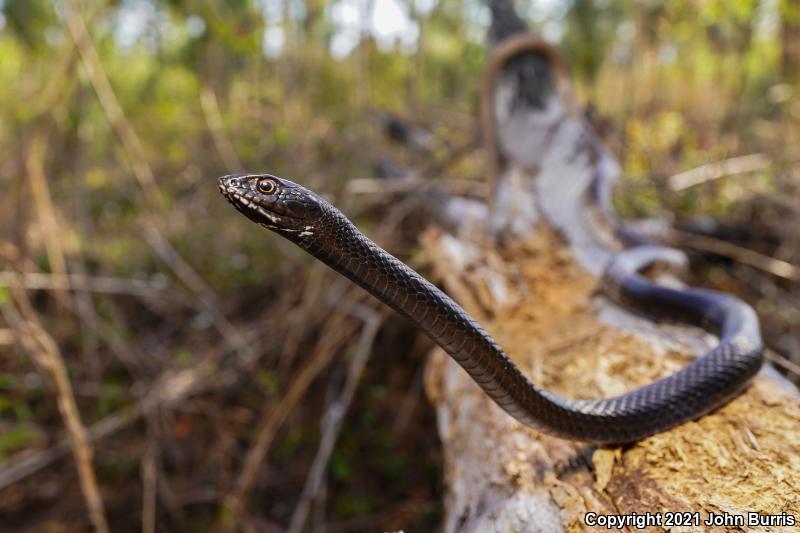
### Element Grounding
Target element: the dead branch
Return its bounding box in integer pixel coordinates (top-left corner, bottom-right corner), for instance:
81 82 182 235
277 268 338 371
0 328 14 345
287 305 385 533
0 239 170 371
1 282 110 533
25 133 70 298
0 352 225 491
0 270 181 300
201 85 245 173
219 292 369 531
0 278 357 493
391 348 427 434
0 314 266 492
667 228 800 281
667 153 770 191
346 176 489 199
141 224 255 362
141 447 157 533
62 0 164 209
766 349 800 378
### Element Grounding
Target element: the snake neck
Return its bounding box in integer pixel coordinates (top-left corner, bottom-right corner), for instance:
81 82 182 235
304 207 500 352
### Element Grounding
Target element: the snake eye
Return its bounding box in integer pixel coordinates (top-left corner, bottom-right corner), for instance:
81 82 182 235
257 179 276 194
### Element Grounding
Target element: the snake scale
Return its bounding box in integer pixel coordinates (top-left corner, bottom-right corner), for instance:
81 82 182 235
218 173 763 443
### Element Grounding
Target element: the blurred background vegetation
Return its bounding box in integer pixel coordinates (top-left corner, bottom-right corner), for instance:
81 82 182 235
1 0 799 531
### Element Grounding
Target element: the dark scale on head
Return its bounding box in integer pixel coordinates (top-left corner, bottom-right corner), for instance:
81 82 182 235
217 174 327 239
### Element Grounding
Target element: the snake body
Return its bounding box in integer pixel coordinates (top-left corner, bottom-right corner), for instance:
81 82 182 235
218 174 763 443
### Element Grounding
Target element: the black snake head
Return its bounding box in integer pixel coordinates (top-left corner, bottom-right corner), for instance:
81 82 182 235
218 173 327 240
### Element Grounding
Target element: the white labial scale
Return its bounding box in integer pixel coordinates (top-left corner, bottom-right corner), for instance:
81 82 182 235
255 206 282 225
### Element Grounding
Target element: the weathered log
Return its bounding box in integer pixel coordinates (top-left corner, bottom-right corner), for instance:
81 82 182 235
423 3 800 531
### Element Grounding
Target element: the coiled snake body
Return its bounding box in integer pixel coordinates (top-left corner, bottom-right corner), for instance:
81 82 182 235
218 174 763 443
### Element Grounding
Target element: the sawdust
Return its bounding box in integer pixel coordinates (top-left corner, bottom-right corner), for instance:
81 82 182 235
421 225 800 532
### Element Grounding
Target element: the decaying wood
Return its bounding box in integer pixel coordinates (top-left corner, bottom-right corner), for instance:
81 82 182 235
423 4 800 529
422 227 800 532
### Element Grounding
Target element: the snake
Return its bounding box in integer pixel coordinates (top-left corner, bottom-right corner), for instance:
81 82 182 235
218 173 764 443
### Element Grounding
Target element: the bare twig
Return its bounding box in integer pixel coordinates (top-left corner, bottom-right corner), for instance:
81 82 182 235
0 440 73 490
0 271 179 299
9 238 166 373
141 447 158 533
0 241 152 370
277 269 332 371
200 85 245 173
0 328 14 345
141 224 255 362
62 0 164 209
35 41 79 116
26 133 71 302
766 349 800 379
0 352 224 490
667 153 770 192
2 284 110 533
392 356 426 434
667 229 800 282
287 305 384 533
346 176 489 199
219 296 366 531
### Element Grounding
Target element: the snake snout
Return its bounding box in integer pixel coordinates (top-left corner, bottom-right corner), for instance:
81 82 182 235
218 175 237 193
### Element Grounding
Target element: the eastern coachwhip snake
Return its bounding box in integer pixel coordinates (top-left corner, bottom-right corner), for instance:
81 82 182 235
218 173 763 443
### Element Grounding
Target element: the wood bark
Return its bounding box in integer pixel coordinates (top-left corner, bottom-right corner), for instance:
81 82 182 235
422 27 800 533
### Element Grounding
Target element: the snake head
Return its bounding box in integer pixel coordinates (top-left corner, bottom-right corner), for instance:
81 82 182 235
218 173 326 238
